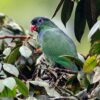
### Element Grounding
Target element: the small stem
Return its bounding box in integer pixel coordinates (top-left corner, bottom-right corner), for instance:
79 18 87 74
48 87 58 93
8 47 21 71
0 35 31 40
54 68 78 74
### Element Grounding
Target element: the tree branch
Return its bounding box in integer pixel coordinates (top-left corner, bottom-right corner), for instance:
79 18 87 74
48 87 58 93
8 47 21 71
0 35 31 40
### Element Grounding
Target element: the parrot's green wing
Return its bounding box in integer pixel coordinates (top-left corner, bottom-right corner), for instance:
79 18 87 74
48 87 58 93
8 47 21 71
55 57 78 71
40 28 78 71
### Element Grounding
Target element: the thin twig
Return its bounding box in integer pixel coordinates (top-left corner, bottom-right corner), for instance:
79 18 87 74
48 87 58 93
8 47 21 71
53 68 78 74
0 35 31 39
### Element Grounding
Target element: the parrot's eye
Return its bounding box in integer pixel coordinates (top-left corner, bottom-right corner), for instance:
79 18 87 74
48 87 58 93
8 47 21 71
37 18 44 24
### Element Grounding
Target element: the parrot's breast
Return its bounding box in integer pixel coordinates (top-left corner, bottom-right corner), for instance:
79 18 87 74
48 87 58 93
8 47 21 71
39 28 78 61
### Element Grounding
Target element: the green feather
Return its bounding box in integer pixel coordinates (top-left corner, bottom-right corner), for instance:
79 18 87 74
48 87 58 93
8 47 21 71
40 28 78 71
32 17 78 71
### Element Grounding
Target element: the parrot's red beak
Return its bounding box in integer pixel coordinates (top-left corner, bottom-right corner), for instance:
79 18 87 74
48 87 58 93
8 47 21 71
30 25 37 32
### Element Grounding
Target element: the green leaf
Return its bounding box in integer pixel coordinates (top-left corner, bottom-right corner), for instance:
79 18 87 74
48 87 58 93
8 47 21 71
0 13 5 19
0 13 6 26
4 46 20 64
77 71 90 88
14 77 29 96
83 55 97 73
88 21 100 43
85 0 97 29
3 64 19 77
5 19 24 35
75 0 79 3
19 45 32 58
74 0 86 42
96 0 100 16
0 87 16 97
90 41 100 55
52 0 64 18
90 30 100 44
61 0 74 26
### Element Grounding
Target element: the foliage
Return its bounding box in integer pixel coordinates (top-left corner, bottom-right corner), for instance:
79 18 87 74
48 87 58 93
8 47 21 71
52 0 100 42
83 55 97 73
0 0 100 98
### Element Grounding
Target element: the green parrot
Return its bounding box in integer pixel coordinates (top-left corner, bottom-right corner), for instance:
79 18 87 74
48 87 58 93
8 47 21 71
30 17 78 71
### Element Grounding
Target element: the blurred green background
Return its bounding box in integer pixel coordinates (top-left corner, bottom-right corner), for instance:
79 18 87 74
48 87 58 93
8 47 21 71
0 0 90 55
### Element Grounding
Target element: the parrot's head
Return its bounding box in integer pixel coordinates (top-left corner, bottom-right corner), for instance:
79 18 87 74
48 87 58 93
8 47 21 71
30 17 55 33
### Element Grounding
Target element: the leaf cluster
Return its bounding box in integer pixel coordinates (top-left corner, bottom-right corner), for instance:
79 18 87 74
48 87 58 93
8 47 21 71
0 4 100 99
52 0 100 42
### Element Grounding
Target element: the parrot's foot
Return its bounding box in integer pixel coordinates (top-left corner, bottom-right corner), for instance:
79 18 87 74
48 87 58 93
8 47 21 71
34 48 42 53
